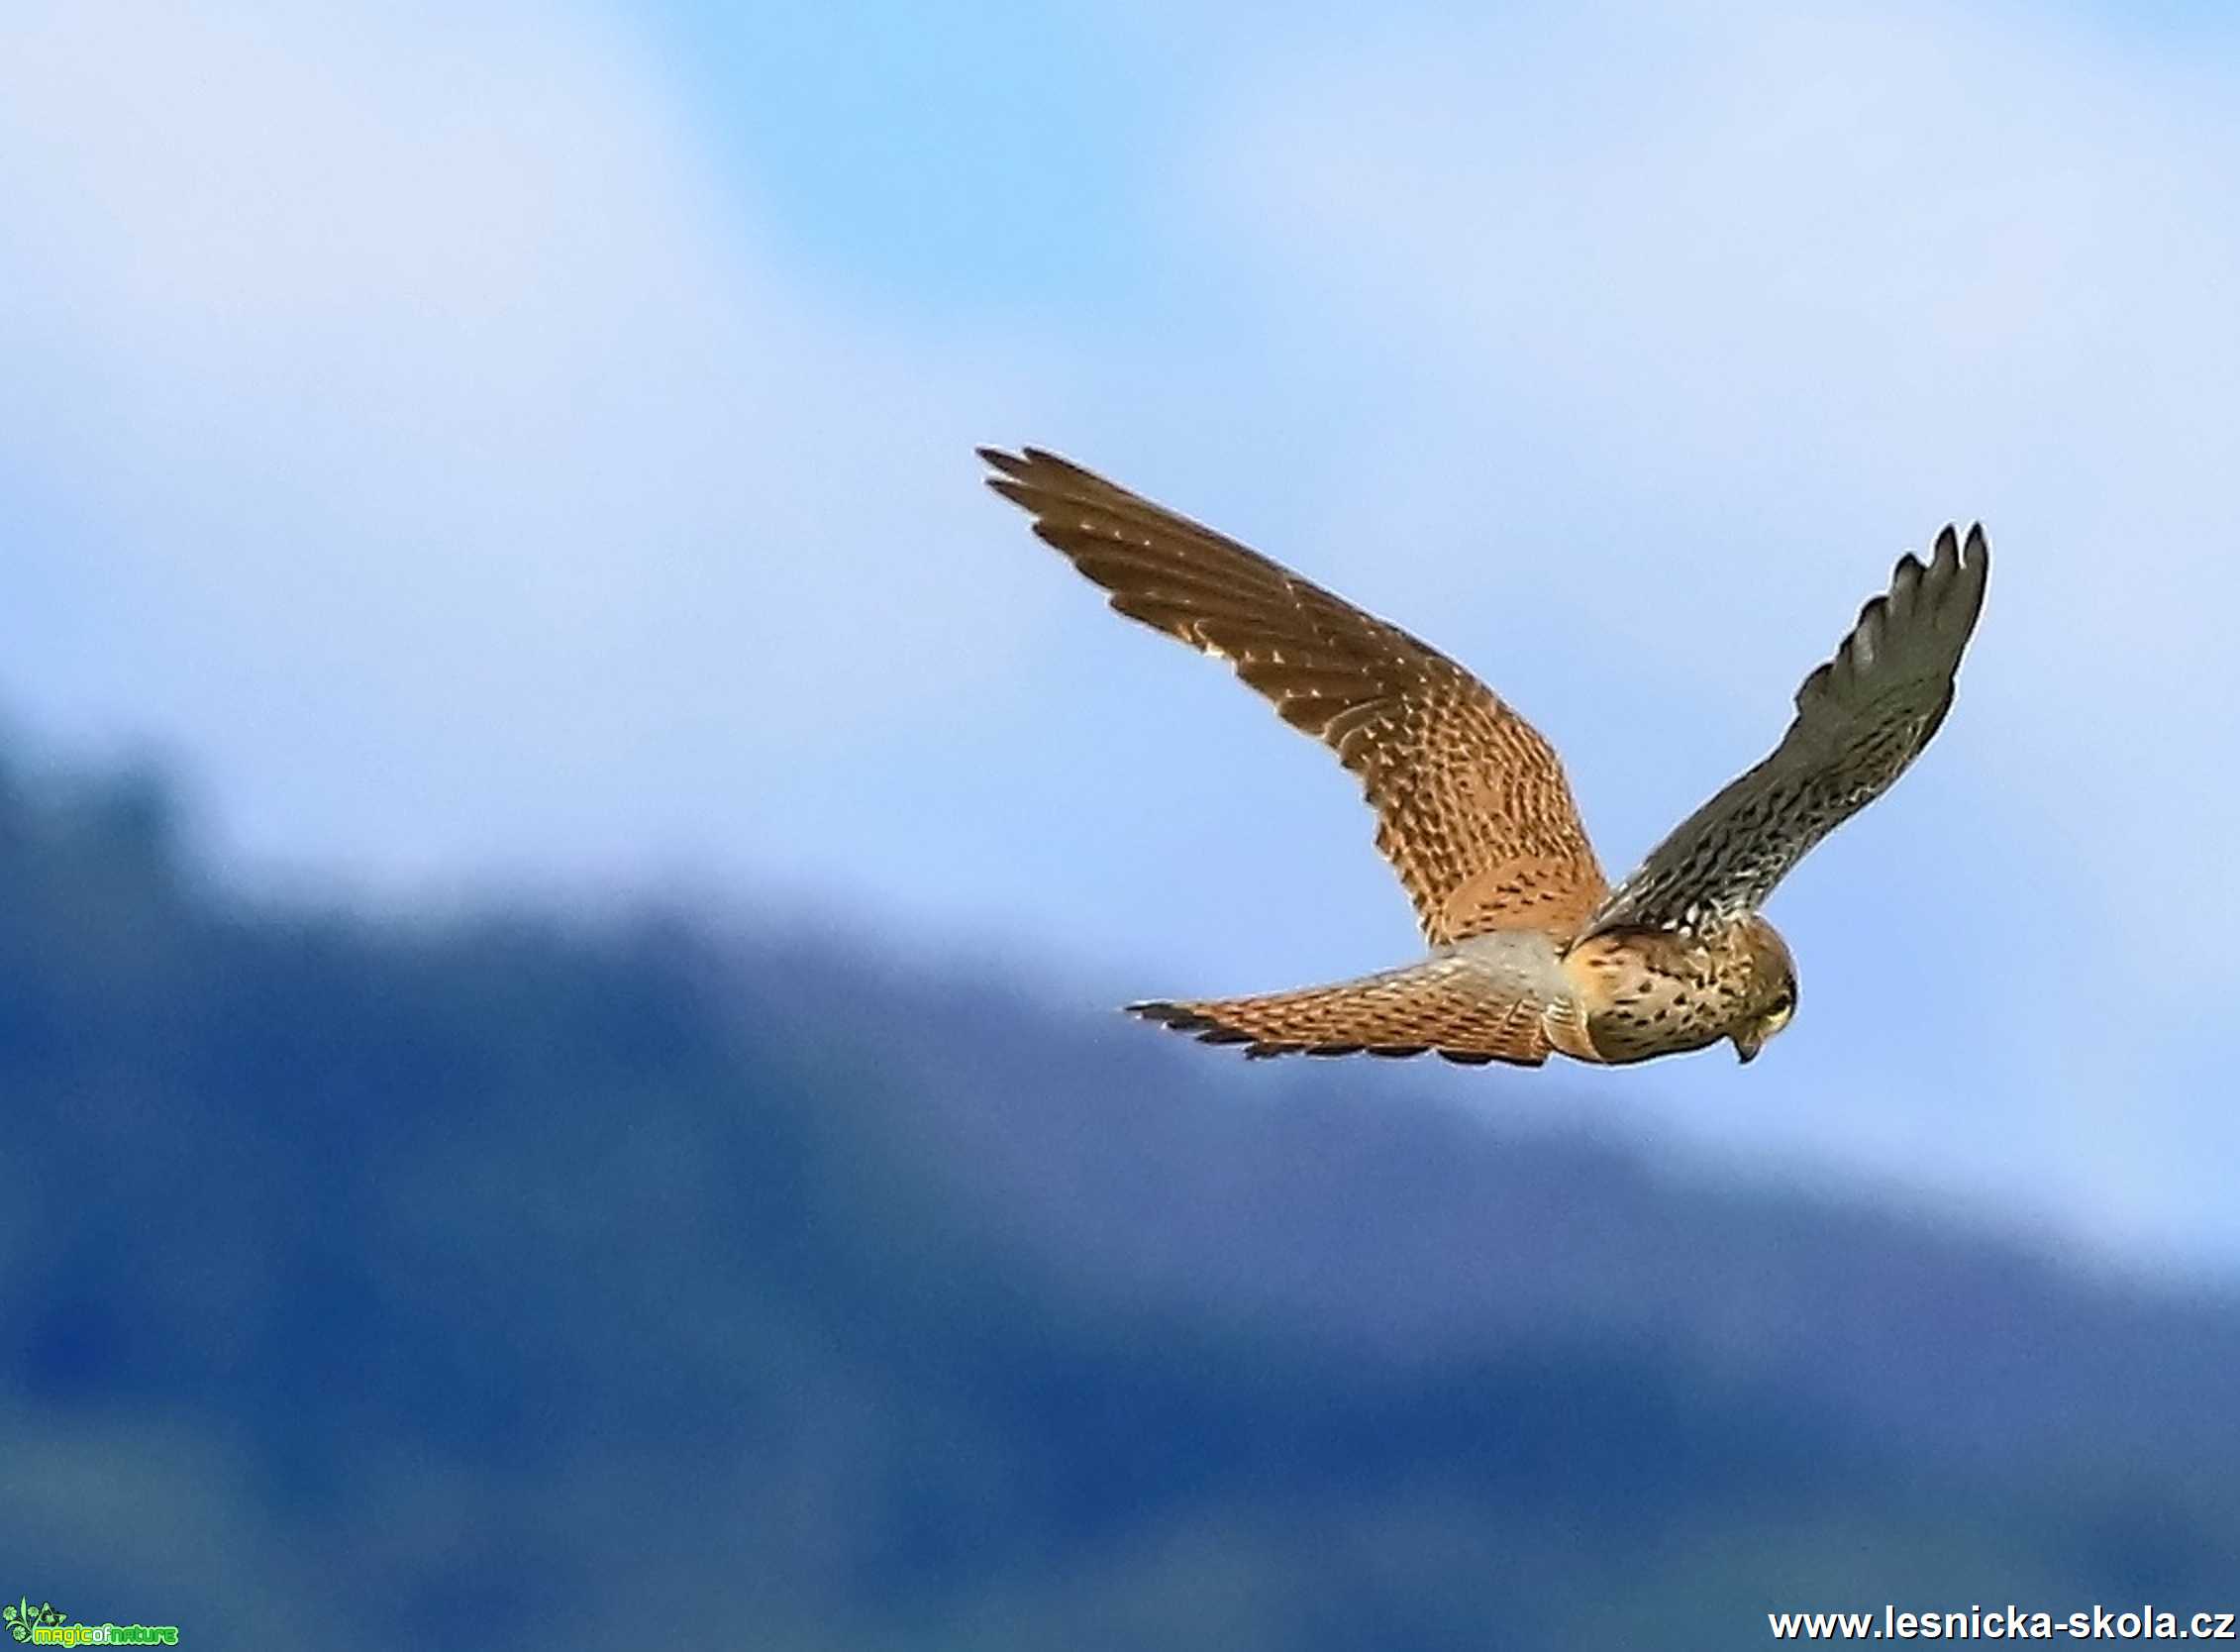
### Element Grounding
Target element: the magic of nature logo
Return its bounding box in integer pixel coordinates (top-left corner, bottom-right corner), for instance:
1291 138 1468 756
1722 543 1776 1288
4 1600 177 1647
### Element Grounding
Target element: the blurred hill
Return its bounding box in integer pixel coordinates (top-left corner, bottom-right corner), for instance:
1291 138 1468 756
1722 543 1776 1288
1 738 2235 1650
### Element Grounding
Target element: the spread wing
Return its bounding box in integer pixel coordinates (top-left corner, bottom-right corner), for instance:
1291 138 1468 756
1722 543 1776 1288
980 446 1606 944
1589 524 1989 938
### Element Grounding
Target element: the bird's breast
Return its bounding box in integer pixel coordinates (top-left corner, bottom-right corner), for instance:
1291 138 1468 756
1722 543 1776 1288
1556 932 1738 1065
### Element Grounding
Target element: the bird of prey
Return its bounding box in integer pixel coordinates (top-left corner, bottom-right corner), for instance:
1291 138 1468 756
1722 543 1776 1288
980 446 1988 1069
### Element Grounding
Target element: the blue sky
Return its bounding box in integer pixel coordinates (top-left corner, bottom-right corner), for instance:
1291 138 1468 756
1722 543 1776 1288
6 0 2240 1270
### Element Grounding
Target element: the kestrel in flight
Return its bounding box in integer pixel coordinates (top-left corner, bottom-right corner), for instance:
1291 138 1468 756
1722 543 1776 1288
980 447 1988 1068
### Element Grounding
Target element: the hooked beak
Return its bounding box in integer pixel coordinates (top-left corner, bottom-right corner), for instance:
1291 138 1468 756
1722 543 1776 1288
1732 1028 1764 1065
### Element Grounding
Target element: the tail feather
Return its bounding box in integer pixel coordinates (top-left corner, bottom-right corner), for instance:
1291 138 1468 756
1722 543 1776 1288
1128 956 1551 1067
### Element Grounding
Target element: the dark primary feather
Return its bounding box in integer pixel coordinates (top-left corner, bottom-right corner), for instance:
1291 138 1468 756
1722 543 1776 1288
1589 524 1990 937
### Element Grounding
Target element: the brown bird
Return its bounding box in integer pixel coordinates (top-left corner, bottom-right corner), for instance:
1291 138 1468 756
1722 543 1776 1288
980 446 1988 1068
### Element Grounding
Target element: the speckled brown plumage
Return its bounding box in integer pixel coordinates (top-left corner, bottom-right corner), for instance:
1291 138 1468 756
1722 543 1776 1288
981 446 1988 1070
1131 939 1569 1066
980 446 1605 946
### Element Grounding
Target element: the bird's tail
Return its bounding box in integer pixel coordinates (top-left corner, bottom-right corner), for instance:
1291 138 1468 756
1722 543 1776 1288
1128 955 1551 1067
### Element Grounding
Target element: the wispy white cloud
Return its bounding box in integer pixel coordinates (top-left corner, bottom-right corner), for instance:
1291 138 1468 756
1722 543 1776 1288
0 0 1045 897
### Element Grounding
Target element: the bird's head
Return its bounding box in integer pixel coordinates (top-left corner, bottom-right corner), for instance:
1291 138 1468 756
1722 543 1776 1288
1728 916 1798 1065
